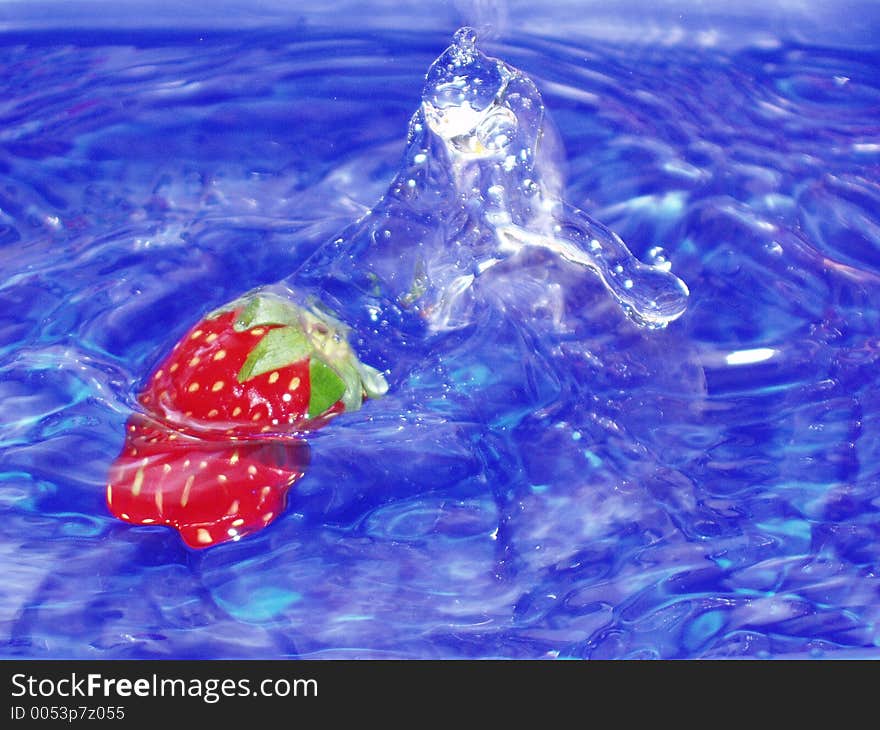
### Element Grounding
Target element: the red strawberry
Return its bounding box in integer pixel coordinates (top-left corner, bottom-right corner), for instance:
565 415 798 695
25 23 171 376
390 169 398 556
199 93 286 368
139 292 387 438
107 413 309 548
106 290 387 548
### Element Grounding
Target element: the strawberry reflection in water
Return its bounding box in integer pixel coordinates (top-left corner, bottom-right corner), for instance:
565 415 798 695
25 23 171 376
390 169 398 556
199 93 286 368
107 412 309 548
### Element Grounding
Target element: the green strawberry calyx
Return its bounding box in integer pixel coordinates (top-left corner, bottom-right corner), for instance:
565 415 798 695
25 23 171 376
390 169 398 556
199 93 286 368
217 292 388 420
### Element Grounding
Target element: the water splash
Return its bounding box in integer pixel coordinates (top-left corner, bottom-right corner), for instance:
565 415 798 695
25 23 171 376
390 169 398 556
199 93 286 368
285 27 689 334
98 28 693 550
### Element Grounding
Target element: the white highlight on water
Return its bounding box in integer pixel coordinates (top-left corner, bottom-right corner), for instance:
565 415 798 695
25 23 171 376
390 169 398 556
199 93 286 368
725 347 777 366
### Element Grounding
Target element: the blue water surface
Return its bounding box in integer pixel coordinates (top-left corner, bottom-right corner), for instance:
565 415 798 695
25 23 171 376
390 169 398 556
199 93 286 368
2 5 880 659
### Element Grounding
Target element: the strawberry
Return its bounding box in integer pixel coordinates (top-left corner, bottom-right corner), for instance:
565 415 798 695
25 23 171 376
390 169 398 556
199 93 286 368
107 413 309 548
139 292 388 438
106 291 388 548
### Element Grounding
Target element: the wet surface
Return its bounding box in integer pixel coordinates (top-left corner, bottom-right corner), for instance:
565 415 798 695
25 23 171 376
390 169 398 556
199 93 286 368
1 26 880 658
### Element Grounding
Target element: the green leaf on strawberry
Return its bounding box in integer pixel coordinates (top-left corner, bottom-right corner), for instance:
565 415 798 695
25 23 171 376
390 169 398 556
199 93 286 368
232 294 384 418
237 326 311 382
233 294 302 332
308 358 348 418
357 361 390 400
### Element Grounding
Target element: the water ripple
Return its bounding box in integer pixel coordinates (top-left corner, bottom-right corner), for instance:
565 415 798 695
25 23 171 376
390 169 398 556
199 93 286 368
1 29 879 658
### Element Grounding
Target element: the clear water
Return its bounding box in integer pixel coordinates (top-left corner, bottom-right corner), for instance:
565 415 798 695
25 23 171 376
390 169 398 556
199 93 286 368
2 13 880 659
